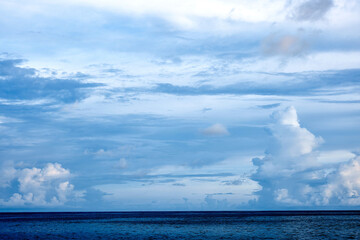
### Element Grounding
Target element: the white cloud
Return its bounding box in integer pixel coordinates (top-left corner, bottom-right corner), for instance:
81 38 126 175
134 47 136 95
253 106 323 179
4 0 357 35
322 157 360 205
262 34 309 57
116 158 128 169
41 163 70 178
317 150 356 164
0 163 81 207
202 123 229 136
274 188 301 205
251 106 360 207
269 106 322 158
0 116 21 124
67 0 288 26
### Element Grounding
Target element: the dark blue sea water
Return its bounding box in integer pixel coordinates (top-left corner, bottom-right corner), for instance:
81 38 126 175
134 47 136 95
1 211 360 239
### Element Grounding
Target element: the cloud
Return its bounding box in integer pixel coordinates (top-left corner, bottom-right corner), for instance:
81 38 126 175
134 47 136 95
0 162 81 207
57 0 289 27
257 103 281 109
151 69 360 97
251 106 359 207
321 157 360 205
261 33 309 57
0 59 35 77
116 158 128 169
269 106 322 157
202 123 229 136
290 0 334 21
0 58 102 104
222 178 247 186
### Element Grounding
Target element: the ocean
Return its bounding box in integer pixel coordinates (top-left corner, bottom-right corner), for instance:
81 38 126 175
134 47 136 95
1 211 360 239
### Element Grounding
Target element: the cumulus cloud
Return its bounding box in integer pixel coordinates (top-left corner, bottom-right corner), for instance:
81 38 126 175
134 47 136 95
201 123 229 136
0 162 81 207
290 0 334 21
322 157 360 205
269 106 322 157
251 106 360 207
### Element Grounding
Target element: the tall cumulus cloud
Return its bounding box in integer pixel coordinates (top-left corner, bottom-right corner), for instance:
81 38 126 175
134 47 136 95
251 106 360 208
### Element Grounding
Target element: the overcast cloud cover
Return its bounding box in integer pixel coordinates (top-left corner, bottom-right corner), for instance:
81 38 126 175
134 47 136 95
0 0 359 211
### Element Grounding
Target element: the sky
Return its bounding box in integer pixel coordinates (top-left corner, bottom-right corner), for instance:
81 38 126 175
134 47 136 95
0 0 359 211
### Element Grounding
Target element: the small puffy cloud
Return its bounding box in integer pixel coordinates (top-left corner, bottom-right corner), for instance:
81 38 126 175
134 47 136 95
201 123 229 136
0 163 80 207
262 34 309 57
116 158 128 169
290 0 334 21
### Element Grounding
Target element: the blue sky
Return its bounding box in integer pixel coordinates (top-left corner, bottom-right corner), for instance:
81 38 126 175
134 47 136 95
0 0 360 211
